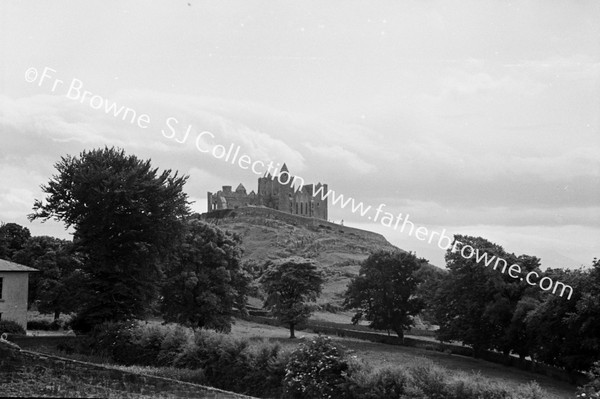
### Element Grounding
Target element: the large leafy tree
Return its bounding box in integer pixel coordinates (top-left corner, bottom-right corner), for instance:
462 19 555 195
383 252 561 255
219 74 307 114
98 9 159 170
344 250 425 341
13 236 82 319
29 147 190 331
526 262 600 371
430 235 540 357
0 222 31 260
261 257 324 338
161 218 250 332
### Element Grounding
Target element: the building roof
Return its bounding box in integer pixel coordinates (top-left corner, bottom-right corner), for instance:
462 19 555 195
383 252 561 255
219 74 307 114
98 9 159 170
0 258 38 272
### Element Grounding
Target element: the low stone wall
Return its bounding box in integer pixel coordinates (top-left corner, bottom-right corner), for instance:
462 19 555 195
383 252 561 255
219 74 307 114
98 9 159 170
0 338 255 399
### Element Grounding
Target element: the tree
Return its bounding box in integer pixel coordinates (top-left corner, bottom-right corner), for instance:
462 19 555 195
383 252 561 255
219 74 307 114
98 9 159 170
29 147 190 331
430 235 540 357
161 218 250 332
261 257 324 338
344 250 425 341
0 222 31 260
526 261 600 371
13 236 82 319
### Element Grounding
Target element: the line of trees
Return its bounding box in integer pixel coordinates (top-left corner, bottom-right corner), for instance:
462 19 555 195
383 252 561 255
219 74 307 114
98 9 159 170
2 146 597 376
423 235 600 372
2 147 326 339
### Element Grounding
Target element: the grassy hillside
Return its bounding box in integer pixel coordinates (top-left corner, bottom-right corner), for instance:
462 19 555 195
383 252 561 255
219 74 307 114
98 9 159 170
200 207 442 308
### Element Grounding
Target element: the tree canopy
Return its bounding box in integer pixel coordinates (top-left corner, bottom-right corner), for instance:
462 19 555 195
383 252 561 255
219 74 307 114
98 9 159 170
0 222 31 260
13 236 82 319
429 235 541 357
161 218 250 332
344 250 425 341
29 147 190 331
261 257 324 338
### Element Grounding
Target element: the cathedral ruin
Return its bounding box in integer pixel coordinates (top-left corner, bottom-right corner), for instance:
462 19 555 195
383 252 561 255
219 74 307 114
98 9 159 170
207 164 328 220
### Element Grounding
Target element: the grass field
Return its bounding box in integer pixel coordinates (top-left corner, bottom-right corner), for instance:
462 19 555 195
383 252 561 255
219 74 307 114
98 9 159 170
231 318 576 399
16 313 577 398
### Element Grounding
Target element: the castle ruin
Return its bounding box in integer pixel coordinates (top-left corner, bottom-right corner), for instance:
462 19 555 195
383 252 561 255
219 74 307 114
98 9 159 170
207 164 328 220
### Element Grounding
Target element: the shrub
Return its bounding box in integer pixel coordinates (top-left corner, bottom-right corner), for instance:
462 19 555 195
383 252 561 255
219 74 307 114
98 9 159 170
27 319 53 330
578 361 600 398
27 319 63 331
408 362 449 399
171 330 288 397
405 362 545 399
342 359 409 399
283 336 349 399
156 324 194 366
0 320 26 335
88 321 161 366
243 340 289 398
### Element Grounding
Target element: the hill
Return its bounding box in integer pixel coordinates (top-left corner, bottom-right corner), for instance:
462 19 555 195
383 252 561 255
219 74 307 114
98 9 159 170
200 207 441 308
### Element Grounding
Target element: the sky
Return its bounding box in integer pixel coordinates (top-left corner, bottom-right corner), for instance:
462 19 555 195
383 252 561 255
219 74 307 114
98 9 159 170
1 1 599 269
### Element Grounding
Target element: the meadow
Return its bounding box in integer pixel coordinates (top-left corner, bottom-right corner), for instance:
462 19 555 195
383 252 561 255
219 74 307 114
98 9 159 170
15 314 577 399
231 318 575 399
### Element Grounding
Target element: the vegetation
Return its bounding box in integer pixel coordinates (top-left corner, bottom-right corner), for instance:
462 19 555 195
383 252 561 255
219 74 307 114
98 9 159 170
261 257 324 338
428 235 540 357
13 236 81 319
577 360 600 398
0 319 26 335
0 366 182 399
283 336 348 398
29 147 190 332
425 235 600 372
0 146 595 395
0 222 31 260
161 217 250 333
344 250 425 341
42 321 553 399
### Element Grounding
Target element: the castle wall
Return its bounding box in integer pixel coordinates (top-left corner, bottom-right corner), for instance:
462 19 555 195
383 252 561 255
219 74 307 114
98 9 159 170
209 166 328 220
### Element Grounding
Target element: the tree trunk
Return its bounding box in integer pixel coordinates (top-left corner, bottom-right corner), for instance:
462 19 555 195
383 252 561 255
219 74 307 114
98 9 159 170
289 323 296 339
54 310 61 321
395 328 404 344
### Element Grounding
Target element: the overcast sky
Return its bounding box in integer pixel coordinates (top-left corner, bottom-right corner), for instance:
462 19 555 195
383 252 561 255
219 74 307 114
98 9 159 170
1 1 598 268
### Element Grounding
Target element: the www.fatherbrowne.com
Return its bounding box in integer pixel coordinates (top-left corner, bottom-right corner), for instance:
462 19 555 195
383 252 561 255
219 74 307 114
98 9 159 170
25 67 572 301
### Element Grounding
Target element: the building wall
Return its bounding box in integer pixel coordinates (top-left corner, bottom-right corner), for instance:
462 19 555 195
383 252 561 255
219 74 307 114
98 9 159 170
0 272 29 330
208 168 328 220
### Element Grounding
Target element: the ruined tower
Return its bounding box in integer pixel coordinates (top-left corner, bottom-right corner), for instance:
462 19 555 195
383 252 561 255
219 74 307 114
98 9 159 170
207 163 328 220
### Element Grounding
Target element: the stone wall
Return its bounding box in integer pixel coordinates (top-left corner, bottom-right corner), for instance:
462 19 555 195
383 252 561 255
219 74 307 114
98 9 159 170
0 338 255 399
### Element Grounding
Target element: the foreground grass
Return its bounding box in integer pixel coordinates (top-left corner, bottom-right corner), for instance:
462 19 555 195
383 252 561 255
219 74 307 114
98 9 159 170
0 367 181 398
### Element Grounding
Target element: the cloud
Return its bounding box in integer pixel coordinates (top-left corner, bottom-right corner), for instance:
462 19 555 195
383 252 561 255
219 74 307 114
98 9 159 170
303 143 377 175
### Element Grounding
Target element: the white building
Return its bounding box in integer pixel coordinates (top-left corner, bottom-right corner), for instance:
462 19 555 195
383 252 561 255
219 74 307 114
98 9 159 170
0 259 37 330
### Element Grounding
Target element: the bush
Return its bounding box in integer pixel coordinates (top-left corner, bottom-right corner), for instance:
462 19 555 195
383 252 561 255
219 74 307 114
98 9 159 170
0 320 26 335
244 340 289 398
578 361 600 398
343 360 409 399
89 321 179 366
283 336 349 399
156 324 194 366
27 319 63 331
171 331 288 397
